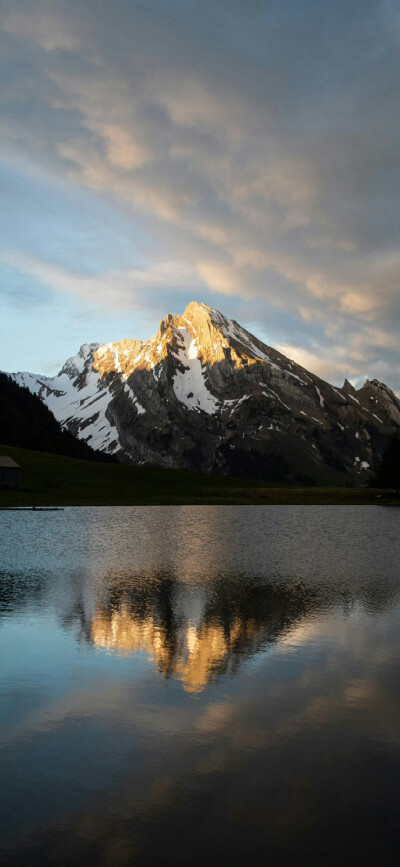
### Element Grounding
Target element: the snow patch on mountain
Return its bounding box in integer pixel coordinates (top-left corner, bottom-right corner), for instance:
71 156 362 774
172 328 219 414
12 355 119 453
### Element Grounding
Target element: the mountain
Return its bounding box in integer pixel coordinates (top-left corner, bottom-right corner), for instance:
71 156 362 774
8 302 400 483
0 372 115 462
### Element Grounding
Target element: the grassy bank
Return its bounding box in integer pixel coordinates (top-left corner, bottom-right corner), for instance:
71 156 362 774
0 444 398 506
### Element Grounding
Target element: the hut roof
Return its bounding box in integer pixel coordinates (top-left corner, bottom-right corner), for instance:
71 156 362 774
0 456 21 468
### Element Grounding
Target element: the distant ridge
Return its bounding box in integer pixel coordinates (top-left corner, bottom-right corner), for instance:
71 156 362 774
6 302 400 483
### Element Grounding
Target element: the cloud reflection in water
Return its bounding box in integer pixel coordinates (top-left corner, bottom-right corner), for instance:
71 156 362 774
0 505 399 866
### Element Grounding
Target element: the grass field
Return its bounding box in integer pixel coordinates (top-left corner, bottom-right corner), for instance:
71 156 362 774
0 444 398 506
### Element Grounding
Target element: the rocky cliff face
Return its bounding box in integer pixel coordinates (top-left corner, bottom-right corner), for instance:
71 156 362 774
10 302 400 482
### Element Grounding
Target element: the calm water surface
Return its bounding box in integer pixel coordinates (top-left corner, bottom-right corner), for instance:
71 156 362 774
0 506 399 866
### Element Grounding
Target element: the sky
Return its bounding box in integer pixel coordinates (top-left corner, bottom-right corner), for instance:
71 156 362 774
0 0 399 390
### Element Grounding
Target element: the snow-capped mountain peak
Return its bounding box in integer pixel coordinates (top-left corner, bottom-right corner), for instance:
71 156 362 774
8 301 400 481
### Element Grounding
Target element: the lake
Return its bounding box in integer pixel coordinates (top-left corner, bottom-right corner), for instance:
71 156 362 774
0 505 399 866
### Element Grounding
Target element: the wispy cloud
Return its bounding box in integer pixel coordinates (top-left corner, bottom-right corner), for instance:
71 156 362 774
0 0 399 387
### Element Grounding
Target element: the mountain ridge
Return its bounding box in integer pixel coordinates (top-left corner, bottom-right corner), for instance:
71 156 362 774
8 301 400 483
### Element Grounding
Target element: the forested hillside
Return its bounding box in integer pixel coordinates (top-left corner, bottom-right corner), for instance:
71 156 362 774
0 373 115 462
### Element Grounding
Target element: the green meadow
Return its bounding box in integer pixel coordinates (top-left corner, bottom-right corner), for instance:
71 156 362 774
0 444 397 507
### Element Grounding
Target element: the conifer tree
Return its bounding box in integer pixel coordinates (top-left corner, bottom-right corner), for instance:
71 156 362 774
375 432 400 491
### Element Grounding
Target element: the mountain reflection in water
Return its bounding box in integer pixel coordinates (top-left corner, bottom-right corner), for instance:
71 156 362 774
0 506 399 867
89 578 316 691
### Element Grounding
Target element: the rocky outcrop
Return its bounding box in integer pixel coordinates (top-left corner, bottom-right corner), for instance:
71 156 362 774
9 302 400 483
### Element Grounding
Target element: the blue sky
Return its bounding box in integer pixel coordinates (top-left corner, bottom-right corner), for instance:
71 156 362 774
0 0 399 389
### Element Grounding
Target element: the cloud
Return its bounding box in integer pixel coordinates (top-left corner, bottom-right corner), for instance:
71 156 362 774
1 3 81 52
0 0 399 388
1 249 201 312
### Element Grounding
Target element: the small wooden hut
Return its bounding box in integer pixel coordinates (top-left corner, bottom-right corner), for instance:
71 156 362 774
0 457 21 489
